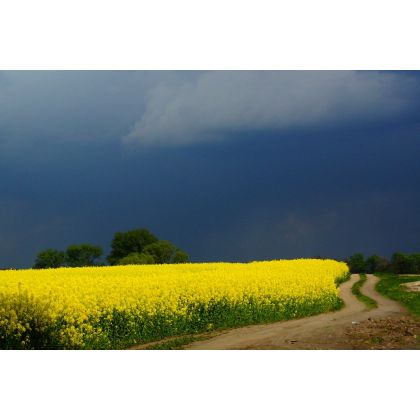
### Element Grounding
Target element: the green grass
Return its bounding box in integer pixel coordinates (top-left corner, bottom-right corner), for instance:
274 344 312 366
335 272 351 286
376 273 420 317
370 336 384 344
145 334 209 350
351 273 378 310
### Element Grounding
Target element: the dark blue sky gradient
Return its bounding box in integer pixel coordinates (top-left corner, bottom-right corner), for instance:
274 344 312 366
0 71 419 267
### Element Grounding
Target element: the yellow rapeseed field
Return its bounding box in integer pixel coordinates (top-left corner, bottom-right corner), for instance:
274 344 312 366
0 259 348 349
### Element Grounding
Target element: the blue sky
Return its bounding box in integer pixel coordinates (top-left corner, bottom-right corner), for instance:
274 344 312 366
0 71 419 267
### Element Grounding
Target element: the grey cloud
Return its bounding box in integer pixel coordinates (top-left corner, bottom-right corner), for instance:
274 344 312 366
2 71 417 151
123 71 420 145
0 71 184 149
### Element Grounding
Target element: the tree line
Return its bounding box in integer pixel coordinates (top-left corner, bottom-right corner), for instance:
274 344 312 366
33 228 189 269
347 252 420 274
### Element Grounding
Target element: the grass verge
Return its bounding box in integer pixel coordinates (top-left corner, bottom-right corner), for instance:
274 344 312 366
351 273 378 310
336 272 351 286
376 273 420 317
144 335 209 350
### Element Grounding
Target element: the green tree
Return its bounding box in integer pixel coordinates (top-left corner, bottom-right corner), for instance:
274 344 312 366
348 253 366 273
366 255 390 273
173 249 189 263
33 249 65 269
410 253 420 274
391 252 416 274
118 252 155 265
143 240 176 264
143 240 189 264
107 228 158 265
65 243 103 267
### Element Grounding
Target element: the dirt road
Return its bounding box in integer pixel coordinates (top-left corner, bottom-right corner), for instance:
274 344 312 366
186 274 409 349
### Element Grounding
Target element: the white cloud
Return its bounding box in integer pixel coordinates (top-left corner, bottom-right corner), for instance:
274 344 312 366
123 71 420 145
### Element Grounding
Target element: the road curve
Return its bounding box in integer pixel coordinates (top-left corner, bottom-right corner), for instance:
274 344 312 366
186 274 406 349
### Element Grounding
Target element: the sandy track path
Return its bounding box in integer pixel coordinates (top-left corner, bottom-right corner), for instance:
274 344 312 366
186 274 407 349
359 274 403 313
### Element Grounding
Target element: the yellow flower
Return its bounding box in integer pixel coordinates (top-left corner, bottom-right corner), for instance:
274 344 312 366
0 259 348 349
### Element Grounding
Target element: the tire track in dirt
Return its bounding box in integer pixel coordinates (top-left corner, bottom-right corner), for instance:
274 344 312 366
185 274 407 349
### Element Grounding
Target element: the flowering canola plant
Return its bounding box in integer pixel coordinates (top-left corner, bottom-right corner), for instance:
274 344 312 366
0 259 348 349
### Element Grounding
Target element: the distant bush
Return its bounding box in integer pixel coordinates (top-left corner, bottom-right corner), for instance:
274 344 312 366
391 252 420 274
366 255 390 273
32 227 189 268
33 249 66 269
143 240 189 264
348 252 420 274
173 249 189 263
108 229 189 265
348 253 366 273
117 242 190 265
118 252 155 265
65 244 103 267
107 229 158 265
414 254 420 273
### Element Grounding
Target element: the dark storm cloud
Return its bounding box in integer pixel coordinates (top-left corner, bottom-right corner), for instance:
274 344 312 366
0 71 419 267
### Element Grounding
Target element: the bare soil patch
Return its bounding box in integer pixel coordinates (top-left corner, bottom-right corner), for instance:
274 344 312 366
343 315 420 350
401 281 420 293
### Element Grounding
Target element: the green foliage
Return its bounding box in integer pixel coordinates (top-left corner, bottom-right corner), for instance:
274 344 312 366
142 240 190 264
143 240 176 264
107 228 158 265
173 249 189 263
335 271 351 286
414 254 420 273
107 229 189 265
33 227 190 269
391 252 420 274
118 252 155 265
343 252 420 275
348 253 366 273
366 255 390 273
377 273 420 317
33 249 65 269
65 243 103 267
351 273 378 309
